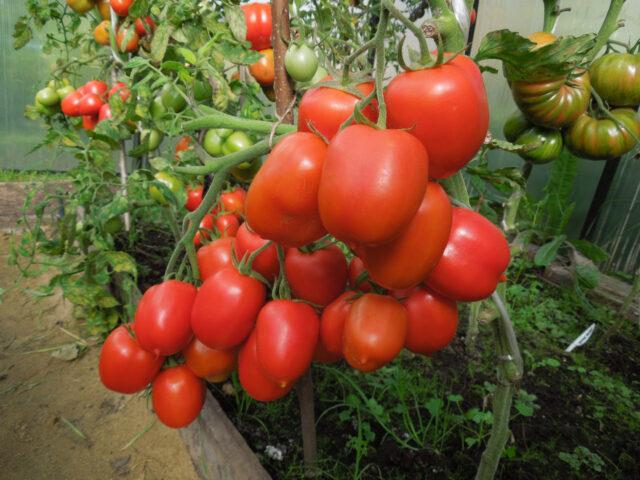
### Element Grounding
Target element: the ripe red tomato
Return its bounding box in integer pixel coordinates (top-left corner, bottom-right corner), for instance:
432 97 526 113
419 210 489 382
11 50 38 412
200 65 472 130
108 82 130 102
385 55 489 179
356 182 452 289
348 257 373 292
61 90 84 116
183 337 237 381
238 330 292 402
313 341 341 364
220 188 246 217
152 365 205 429
402 287 458 355
99 325 164 394
135 16 156 36
84 80 108 98
319 291 355 358
197 237 235 281
234 223 280 281
98 103 112 122
175 135 192 156
93 20 111 45
193 213 215 248
249 49 275 86
425 207 510 301
133 280 197 356
191 267 266 349
298 81 377 141
285 245 347 306
216 213 240 238
116 25 139 53
342 294 408 372
245 132 327 247
82 114 99 131
110 0 132 17
255 300 319 385
185 185 203 212
318 124 429 245
241 3 272 51
77 93 103 116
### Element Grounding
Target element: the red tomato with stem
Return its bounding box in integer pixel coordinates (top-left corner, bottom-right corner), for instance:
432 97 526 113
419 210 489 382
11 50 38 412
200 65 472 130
348 257 373 292
135 16 156 36
245 132 327 247
196 237 235 281
84 80 108 98
357 182 452 289
319 291 355 358
191 267 266 349
298 81 377 141
234 223 280 281
133 280 197 356
342 294 408 372
255 300 319 386
425 208 510 302
152 365 205 429
185 185 203 212
116 25 139 53
99 325 164 394
285 245 347 306
110 0 132 17
183 337 237 381
385 55 489 179
220 188 246 217
241 3 272 51
238 330 292 402
193 213 215 247
318 124 429 245
108 82 130 102
402 287 458 355
216 213 240 238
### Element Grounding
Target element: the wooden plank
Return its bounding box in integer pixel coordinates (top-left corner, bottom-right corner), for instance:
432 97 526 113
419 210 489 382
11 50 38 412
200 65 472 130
179 391 272 480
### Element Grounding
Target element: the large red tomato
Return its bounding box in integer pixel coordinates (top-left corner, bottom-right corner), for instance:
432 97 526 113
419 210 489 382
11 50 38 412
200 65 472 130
245 132 327 247
284 245 347 306
215 213 240 238
183 338 237 382
348 257 373 292
133 280 197 356
241 3 272 51
185 186 203 212
234 223 280 281
342 294 408 372
152 365 205 429
385 55 489 179
402 287 458 355
357 182 452 289
191 267 266 349
297 81 377 140
110 0 132 17
220 188 246 217
99 325 164 394
425 208 510 301
319 291 355 358
318 124 429 245
255 300 319 386
238 331 292 402
196 237 235 281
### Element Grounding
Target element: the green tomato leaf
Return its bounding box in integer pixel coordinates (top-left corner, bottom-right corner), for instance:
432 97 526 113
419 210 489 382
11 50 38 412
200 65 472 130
101 251 137 277
534 234 567 267
225 4 247 43
219 41 262 65
151 23 173 63
575 263 600 290
177 47 197 65
149 156 172 171
475 30 596 81
569 239 609 263
13 18 32 50
129 0 150 18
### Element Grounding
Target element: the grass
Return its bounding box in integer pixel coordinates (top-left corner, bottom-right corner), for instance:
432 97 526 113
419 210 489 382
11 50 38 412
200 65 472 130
0 169 70 182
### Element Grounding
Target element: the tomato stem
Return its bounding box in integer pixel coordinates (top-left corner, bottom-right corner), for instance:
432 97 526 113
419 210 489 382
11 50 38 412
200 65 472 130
185 111 296 136
586 0 626 62
373 8 389 129
590 86 640 145
382 0 431 66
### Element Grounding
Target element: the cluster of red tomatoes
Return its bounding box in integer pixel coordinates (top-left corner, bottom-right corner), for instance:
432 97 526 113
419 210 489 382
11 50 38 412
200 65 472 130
505 33 640 163
59 80 130 131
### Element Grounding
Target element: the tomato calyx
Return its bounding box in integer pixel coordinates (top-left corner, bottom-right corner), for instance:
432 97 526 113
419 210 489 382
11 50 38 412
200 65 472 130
233 238 273 286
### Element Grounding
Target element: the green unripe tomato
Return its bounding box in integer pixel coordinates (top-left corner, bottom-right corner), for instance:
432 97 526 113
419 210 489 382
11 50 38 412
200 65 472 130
150 96 167 120
103 216 124 234
515 127 563 164
35 101 59 116
36 87 60 107
285 43 319 82
56 85 76 100
215 128 233 139
231 157 262 182
141 129 164 151
193 79 213 102
203 129 224 156
296 65 328 90
503 111 532 143
160 83 187 113
149 171 185 204
221 131 253 158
